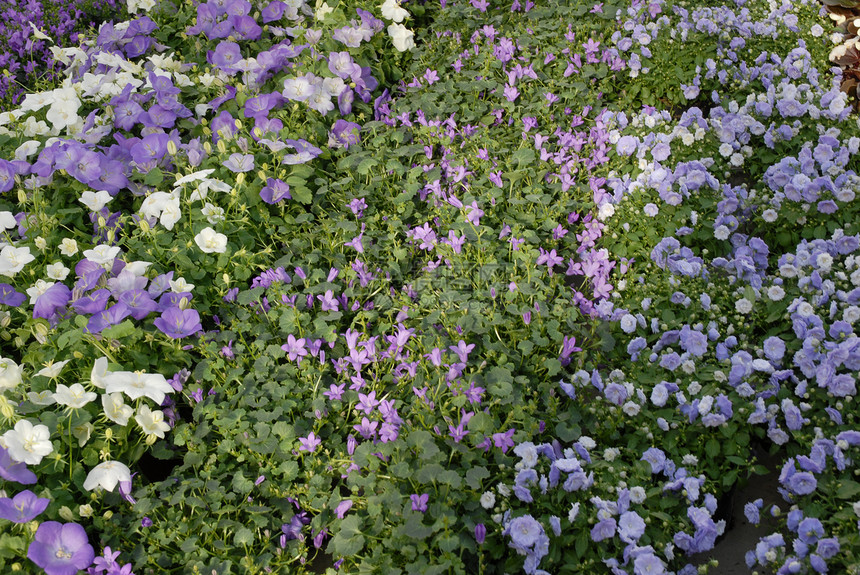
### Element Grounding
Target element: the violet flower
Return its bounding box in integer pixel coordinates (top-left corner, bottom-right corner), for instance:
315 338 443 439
0 445 37 484
0 283 26 307
153 307 202 339
259 178 291 204
410 493 429 513
0 489 49 523
27 522 95 575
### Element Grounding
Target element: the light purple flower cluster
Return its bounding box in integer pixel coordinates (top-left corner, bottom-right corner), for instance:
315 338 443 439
492 437 728 574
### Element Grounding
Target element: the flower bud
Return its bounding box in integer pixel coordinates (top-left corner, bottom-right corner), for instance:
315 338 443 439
236 173 245 186
33 323 49 344
167 140 178 156
59 506 75 521
79 504 93 518
0 395 15 420
217 139 227 154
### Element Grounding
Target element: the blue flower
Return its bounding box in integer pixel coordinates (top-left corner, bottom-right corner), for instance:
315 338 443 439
618 511 645 543
787 472 817 496
590 518 616 542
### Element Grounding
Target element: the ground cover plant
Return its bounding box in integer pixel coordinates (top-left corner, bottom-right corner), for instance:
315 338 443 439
0 0 123 110
0 0 858 573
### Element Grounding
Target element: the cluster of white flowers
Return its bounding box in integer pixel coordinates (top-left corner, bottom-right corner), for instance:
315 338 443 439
380 0 415 52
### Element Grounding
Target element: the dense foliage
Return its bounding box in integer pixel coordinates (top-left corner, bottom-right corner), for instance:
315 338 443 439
0 0 858 574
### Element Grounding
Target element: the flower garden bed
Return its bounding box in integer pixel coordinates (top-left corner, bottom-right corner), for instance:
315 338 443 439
0 0 859 573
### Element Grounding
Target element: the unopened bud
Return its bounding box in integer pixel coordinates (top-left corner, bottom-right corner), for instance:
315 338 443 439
59 506 75 521
203 141 212 155
103 510 113 520
33 323 49 344
236 173 245 186
79 504 93 518
234 119 243 130
167 140 178 156
17 190 27 204
140 218 150 234
217 139 227 154
222 273 230 285
0 396 15 420
179 297 190 310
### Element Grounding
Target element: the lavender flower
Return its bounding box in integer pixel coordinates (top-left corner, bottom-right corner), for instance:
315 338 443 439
27 522 95 575
0 489 49 523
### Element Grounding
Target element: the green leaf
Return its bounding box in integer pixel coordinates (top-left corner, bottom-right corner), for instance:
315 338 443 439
101 320 136 340
292 186 313 204
407 429 441 460
144 167 163 186
400 514 434 539
233 528 254 546
705 439 720 459
180 536 199 554
554 422 581 443
511 148 535 168
467 412 492 434
415 463 445 484
575 530 588 558
836 481 860 499
329 516 365 556
231 472 253 493
465 466 490 490
486 366 513 399
356 158 378 175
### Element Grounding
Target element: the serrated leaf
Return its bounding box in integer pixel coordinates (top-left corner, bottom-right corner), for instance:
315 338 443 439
237 286 266 305
356 158 378 175
465 466 490 489
233 527 254 546
329 516 365 556
407 429 441 460
400 514 433 539
180 536 199 554
415 463 445 484
511 148 535 168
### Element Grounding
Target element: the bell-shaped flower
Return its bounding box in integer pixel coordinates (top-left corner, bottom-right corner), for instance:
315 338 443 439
105 370 174 405
83 460 132 493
